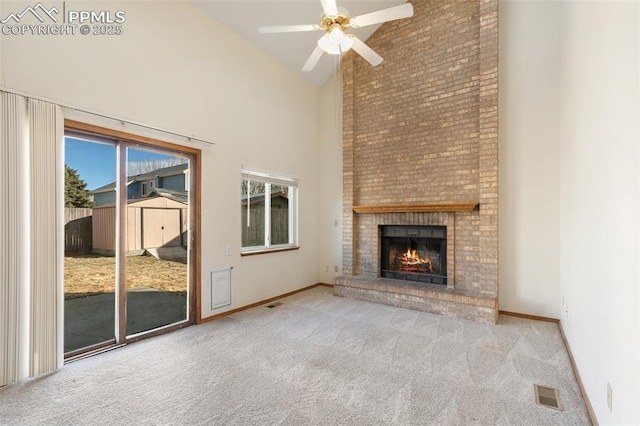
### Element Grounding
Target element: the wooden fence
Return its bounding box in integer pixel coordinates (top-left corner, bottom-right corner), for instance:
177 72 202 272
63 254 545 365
65 208 92 253
241 208 289 247
68 206 287 251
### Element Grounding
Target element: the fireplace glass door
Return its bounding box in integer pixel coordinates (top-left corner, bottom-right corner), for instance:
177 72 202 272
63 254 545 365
380 225 447 285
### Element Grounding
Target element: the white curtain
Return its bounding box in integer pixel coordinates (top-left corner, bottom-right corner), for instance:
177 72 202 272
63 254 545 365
0 93 29 386
0 91 63 386
29 98 64 377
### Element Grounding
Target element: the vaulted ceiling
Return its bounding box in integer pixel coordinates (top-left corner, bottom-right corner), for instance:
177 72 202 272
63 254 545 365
190 0 407 87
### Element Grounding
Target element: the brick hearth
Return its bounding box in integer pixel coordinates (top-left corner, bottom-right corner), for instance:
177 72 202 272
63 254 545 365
334 276 497 324
335 0 499 323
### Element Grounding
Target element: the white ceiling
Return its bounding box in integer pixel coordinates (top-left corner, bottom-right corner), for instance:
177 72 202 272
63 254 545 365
190 0 406 87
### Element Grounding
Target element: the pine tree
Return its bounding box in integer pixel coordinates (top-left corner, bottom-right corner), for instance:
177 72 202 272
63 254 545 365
65 165 93 208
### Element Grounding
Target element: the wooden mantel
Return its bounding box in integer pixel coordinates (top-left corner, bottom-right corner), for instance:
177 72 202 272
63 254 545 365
352 203 479 214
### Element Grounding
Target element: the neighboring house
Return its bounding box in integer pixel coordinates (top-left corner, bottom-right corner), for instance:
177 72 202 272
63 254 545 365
91 163 189 207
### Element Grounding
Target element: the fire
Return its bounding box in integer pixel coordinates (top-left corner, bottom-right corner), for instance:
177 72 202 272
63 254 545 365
401 247 434 272
405 248 419 260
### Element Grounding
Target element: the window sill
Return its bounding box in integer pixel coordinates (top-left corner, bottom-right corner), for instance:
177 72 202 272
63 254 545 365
241 246 300 257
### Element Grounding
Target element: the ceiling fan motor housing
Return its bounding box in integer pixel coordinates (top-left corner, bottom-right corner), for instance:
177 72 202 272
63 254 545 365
320 13 350 32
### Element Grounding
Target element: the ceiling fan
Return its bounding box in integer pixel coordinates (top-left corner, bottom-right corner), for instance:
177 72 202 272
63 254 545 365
258 0 414 72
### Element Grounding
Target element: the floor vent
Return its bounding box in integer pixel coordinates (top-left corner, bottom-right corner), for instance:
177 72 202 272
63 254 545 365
534 384 563 411
266 302 283 309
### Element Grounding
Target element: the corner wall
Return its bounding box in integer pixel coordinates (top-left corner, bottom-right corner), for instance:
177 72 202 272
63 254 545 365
317 75 343 284
498 1 562 319
558 2 639 423
500 2 639 422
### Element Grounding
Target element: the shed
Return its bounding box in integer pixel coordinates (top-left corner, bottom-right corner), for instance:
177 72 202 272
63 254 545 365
92 194 188 255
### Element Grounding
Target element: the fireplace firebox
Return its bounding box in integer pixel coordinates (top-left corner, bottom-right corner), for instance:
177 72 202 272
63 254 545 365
380 225 447 285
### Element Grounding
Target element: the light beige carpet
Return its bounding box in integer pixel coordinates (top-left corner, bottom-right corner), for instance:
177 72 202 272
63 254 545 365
0 286 590 425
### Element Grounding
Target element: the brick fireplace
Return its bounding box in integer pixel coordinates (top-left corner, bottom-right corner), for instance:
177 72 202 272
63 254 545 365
333 0 499 323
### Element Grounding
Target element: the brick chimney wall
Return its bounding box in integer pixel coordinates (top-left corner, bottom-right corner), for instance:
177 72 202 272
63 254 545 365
341 0 498 298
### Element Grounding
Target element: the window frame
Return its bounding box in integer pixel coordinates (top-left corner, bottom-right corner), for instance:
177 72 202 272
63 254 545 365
241 167 299 255
141 179 156 196
63 119 202 358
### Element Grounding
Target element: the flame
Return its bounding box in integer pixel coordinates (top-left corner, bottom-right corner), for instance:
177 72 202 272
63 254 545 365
400 247 434 272
405 248 421 261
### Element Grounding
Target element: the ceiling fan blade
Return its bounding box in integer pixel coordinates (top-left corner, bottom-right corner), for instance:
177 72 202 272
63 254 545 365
320 0 338 16
302 46 324 72
259 24 318 34
349 35 383 66
350 3 414 28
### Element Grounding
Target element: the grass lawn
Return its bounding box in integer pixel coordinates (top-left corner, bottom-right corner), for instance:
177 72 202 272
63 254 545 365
65 254 187 298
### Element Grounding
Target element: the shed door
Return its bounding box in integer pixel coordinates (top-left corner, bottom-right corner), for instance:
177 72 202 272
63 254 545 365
142 208 182 248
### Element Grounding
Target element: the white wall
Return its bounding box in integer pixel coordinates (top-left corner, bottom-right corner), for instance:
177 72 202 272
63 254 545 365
559 2 639 423
0 0 3 87
1 1 321 313
501 2 639 423
499 0 562 319
317 74 343 284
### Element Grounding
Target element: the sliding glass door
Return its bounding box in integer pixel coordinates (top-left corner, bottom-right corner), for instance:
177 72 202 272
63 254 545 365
64 132 194 357
125 147 189 336
64 137 117 354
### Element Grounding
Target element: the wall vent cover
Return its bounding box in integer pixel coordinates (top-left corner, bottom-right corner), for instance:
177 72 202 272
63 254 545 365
534 384 563 411
266 302 283 309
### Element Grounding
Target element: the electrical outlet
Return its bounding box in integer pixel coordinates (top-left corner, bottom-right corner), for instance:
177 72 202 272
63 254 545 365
334 219 339 227
334 265 339 273
565 305 569 318
225 246 231 256
325 265 329 272
607 383 613 412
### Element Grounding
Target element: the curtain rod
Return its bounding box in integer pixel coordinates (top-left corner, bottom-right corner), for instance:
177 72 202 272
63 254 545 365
0 86 216 147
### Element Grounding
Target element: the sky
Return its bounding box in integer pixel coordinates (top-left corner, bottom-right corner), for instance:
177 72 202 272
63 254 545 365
65 137 180 190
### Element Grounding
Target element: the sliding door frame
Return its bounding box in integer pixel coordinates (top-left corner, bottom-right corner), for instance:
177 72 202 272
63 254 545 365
64 119 202 355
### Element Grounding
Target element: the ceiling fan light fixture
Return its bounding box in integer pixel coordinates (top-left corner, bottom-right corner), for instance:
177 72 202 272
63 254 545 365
328 24 344 44
318 24 352 55
317 33 341 55
340 35 354 52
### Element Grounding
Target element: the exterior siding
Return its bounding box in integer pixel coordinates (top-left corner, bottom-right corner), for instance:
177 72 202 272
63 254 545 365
160 174 185 192
93 191 115 207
